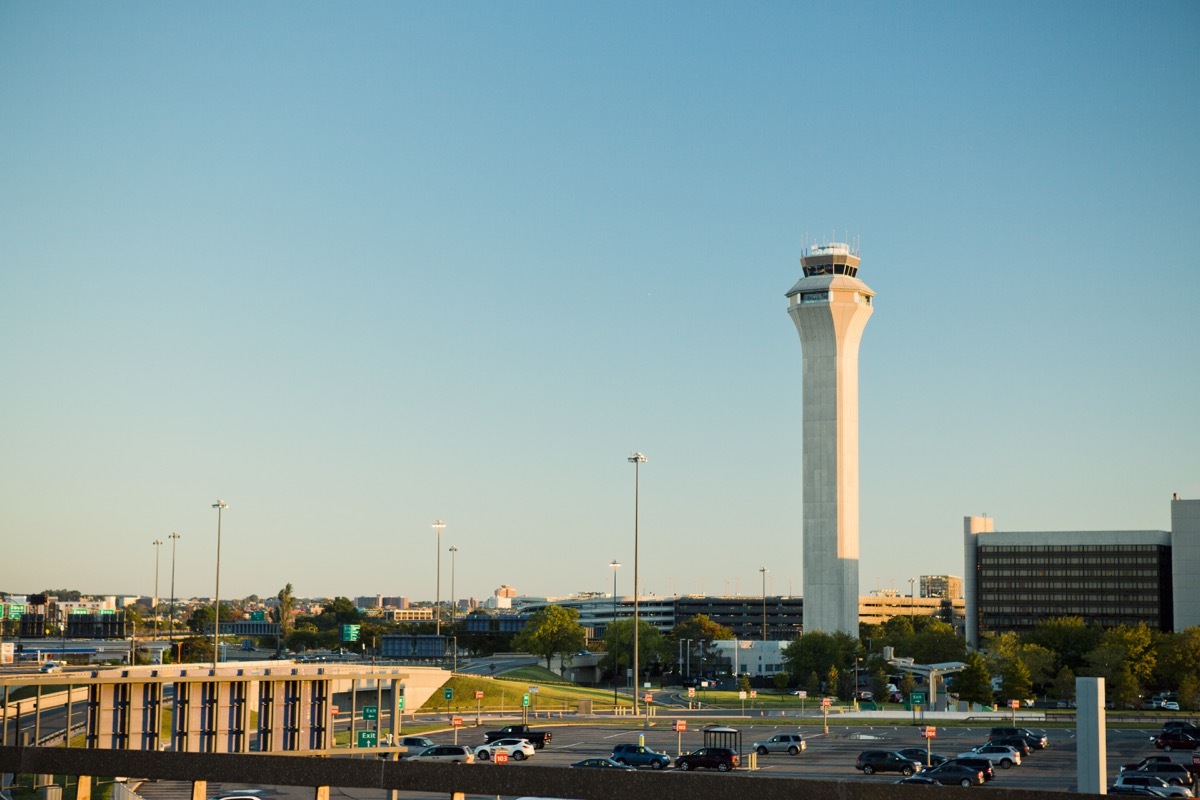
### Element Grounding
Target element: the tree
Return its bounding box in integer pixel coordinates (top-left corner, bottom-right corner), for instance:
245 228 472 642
782 630 858 685
907 619 966 664
1156 627 1200 692
1084 624 1158 708
671 614 734 671
1051 665 1076 701
513 605 586 670
825 665 841 698
738 674 752 693
956 651 994 707
604 619 670 679
999 657 1033 705
773 671 790 692
275 583 296 640
805 671 822 697
321 597 362 627
1028 616 1102 671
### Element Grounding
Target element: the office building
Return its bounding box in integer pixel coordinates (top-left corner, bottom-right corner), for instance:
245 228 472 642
786 241 875 635
920 575 964 600
964 495 1200 646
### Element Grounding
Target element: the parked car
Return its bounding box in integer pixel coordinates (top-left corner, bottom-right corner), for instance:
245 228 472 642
989 727 1049 749
39 661 63 673
1109 786 1180 796
1163 722 1200 736
941 756 996 782
408 745 475 764
855 750 924 776
570 757 635 770
752 733 807 755
475 738 536 761
1121 762 1196 785
1156 732 1200 752
675 747 739 771
1163 701 1182 711
957 743 1022 768
922 763 987 787
896 747 949 767
611 743 672 769
1112 772 1194 797
990 735 1032 757
398 736 436 751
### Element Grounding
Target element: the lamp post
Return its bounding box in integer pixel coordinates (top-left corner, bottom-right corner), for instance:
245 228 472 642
759 566 769 641
909 577 916 618
449 544 458 672
212 500 228 669
433 520 445 637
627 452 646 715
168 532 180 652
609 559 620 709
152 539 163 642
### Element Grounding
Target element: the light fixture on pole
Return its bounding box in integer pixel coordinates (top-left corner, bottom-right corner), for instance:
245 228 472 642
153 539 163 642
909 577 916 618
759 567 769 641
168 532 180 651
627 452 646 715
609 559 620 709
433 520 445 637
212 500 228 669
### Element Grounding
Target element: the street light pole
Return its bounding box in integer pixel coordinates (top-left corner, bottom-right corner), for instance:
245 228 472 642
212 500 228 669
153 539 163 643
449 544 458 672
433 520 445 637
627 452 646 715
909 577 916 618
168 532 180 654
759 566 768 641
609 559 620 710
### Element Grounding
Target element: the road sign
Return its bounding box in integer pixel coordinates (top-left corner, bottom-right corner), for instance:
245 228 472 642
797 690 807 699
475 690 484 700
363 705 378 721
357 730 377 748
644 693 652 703
341 624 361 642
398 697 405 710
910 691 927 705
1192 751 1200 766
451 716 464 727
750 690 757 699
821 697 832 707
687 687 695 698
522 693 530 707
739 691 747 700
444 687 454 701
673 720 687 732
1009 699 1020 709
921 726 937 738
529 686 539 693
494 750 509 764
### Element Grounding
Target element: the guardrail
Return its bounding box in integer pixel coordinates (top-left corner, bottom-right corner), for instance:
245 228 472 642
0 745 1097 800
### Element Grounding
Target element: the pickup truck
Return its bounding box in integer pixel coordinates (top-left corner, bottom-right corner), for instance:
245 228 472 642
483 724 552 749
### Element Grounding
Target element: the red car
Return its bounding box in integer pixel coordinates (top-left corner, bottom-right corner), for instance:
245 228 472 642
1154 731 1200 751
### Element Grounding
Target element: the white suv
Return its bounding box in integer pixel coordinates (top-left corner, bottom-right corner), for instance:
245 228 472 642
476 738 536 761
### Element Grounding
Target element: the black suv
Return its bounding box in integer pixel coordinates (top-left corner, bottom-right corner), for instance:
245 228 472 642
855 750 923 776
941 756 996 782
1121 762 1195 785
675 747 739 771
990 727 1049 749
896 747 948 767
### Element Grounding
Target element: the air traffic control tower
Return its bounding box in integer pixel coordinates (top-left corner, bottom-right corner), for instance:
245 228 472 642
786 242 874 635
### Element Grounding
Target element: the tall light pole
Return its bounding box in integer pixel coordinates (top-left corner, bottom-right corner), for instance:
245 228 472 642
627 452 646 715
433 520 445 637
152 539 163 642
909 577 916 618
449 544 458 672
609 559 620 709
168 532 180 651
212 500 228 669
760 566 769 641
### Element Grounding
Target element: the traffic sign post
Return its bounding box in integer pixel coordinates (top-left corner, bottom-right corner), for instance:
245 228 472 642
475 690 484 726
451 716 463 744
444 686 453 717
921 725 937 765
1009 698 1020 723
363 705 378 721
357 729 377 749
494 750 509 765
522 692 530 724
821 697 831 734
739 690 747 716
673 719 687 754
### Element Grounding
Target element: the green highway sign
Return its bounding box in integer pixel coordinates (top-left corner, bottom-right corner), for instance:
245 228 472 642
357 730 377 748
398 697 405 710
522 693 530 707
444 687 454 700
910 691 927 705
341 624 361 642
363 705 377 721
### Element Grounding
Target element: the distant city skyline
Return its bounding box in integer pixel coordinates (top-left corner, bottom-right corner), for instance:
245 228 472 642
1 3 1196 603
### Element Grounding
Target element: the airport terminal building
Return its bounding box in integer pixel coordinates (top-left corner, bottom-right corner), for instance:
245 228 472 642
964 495 1200 646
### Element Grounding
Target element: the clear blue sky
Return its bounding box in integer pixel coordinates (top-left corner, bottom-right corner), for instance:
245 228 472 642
2 2 1197 606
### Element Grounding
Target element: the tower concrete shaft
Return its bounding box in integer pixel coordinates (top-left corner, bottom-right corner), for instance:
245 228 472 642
786 243 874 636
